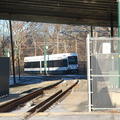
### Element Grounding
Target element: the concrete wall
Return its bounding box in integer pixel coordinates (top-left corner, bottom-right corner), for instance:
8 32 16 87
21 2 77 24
0 57 10 97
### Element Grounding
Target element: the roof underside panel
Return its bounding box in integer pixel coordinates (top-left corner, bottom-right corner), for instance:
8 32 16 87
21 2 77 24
0 0 118 27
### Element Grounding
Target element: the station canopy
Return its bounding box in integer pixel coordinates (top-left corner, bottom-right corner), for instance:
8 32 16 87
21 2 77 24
0 0 117 27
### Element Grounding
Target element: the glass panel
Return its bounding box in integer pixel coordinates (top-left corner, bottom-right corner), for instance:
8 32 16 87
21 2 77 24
68 56 77 64
24 62 40 68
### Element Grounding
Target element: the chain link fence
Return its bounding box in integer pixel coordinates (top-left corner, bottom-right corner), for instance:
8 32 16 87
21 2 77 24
87 36 120 111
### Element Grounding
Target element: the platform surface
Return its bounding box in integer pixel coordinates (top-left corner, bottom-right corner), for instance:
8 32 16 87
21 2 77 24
0 112 120 120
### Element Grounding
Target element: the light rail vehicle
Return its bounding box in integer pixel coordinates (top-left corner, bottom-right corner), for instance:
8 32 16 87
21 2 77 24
24 53 78 74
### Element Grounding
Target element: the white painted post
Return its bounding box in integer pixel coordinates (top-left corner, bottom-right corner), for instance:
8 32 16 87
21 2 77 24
86 34 91 112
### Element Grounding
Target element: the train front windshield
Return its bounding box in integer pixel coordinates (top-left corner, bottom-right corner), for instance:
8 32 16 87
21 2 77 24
68 56 78 64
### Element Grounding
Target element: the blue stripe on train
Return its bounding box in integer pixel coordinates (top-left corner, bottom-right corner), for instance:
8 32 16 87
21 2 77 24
25 69 78 74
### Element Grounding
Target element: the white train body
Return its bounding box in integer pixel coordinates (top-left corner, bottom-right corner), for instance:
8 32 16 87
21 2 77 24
24 53 78 74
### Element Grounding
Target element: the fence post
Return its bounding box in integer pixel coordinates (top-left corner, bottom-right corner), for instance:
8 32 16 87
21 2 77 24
87 34 91 112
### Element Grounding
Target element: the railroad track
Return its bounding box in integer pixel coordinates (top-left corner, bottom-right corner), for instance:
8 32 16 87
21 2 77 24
23 79 78 119
0 78 79 120
0 79 63 112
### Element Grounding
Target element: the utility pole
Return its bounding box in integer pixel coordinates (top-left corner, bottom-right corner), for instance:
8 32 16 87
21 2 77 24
9 20 16 84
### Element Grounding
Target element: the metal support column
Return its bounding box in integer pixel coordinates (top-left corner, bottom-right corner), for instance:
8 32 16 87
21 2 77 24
110 12 113 53
91 26 93 37
111 13 114 37
9 20 16 84
44 35 47 75
118 0 120 88
90 26 93 111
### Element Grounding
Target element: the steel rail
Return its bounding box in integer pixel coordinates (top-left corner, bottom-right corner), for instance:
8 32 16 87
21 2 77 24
0 89 43 112
0 79 63 112
23 79 78 120
24 90 63 119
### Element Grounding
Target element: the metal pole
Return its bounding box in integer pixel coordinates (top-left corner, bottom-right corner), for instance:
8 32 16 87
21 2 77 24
118 0 120 88
91 26 93 37
111 13 114 51
87 34 91 112
44 35 47 75
18 45 21 80
110 13 115 72
9 20 16 84
91 26 94 54
111 13 114 37
118 1 120 37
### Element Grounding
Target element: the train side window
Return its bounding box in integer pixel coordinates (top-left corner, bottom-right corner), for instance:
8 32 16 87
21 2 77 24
24 62 28 68
24 62 40 68
57 60 60 67
53 60 57 67
59 60 63 67
41 59 68 68
50 61 54 67
57 60 59 67
33 62 40 68
24 62 32 68
42 61 44 68
37 62 40 68
63 60 67 67
47 61 53 67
